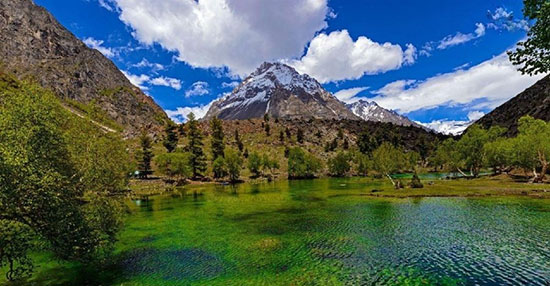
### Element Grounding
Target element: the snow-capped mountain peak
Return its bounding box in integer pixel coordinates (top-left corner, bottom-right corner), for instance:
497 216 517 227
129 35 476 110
204 62 358 120
346 99 422 128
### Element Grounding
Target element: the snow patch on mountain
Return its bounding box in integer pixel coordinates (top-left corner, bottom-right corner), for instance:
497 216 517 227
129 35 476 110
346 99 421 128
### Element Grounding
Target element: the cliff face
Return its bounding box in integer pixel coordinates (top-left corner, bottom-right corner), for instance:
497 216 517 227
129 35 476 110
474 75 550 135
0 0 169 136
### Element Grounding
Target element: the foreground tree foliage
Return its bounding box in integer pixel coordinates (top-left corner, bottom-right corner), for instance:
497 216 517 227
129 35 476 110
0 78 127 280
328 151 352 177
186 113 207 178
163 121 179 153
288 147 322 179
225 148 243 183
372 142 407 186
433 117 550 182
247 151 263 177
155 152 192 184
431 125 504 177
136 132 154 178
508 0 550 75
210 117 225 161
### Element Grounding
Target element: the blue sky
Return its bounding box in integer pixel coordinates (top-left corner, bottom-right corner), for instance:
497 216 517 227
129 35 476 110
35 0 545 128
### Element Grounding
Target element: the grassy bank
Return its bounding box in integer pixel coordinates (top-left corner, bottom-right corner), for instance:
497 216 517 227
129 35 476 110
128 174 550 199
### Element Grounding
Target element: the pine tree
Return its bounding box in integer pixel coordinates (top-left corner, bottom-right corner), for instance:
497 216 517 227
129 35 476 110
210 117 225 160
163 122 179 153
137 131 154 178
343 138 349 150
235 129 244 152
297 128 304 144
285 127 291 139
279 130 285 142
337 128 344 139
265 123 271 136
178 123 186 137
264 113 270 122
186 113 207 178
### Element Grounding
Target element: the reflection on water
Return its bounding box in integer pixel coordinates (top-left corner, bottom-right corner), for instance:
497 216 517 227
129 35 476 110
16 178 550 285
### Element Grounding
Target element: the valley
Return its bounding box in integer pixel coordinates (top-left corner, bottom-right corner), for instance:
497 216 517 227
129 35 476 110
1 0 550 285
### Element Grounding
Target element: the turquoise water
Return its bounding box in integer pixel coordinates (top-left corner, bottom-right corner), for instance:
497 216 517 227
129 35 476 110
6 178 550 285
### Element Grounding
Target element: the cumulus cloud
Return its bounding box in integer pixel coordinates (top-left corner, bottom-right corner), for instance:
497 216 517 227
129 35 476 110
333 86 369 103
83 37 115 58
420 120 472 135
467 110 485 121
289 30 416 83
150 77 182 90
185 81 210 97
122 71 150 89
133 58 165 72
487 7 529 31
122 71 182 90
112 0 329 76
371 53 547 113
165 102 213 123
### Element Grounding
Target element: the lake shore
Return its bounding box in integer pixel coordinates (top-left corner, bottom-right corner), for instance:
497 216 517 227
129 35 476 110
128 174 550 199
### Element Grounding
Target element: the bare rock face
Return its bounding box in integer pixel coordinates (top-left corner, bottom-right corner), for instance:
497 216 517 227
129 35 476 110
0 0 169 137
473 75 550 135
346 99 423 128
204 62 360 120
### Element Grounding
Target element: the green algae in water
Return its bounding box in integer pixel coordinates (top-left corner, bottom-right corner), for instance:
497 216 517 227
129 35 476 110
3 178 550 285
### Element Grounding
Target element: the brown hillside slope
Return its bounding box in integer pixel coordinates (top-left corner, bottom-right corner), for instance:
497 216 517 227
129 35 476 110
0 0 169 137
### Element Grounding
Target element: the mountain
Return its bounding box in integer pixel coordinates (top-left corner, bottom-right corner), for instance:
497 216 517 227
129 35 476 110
204 62 359 120
0 0 169 136
473 74 550 135
346 99 422 128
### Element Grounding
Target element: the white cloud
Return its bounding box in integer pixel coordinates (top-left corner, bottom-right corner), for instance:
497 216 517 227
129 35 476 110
112 0 329 76
467 110 485 121
420 120 472 135
97 0 116 11
221 81 240 89
122 71 150 90
150 77 182 90
133 58 164 71
437 23 485 50
165 102 213 123
487 7 529 31
122 71 182 90
333 86 369 103
185 81 210 97
83 37 115 58
371 53 547 113
289 30 416 83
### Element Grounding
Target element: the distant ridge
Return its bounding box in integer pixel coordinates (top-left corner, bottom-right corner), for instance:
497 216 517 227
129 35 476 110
473 75 550 135
346 99 423 128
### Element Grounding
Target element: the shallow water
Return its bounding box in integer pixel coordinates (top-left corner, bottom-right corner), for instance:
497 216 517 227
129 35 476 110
9 178 550 285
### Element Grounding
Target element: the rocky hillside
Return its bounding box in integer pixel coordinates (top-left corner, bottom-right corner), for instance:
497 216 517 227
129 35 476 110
346 99 422 128
0 0 169 137
474 74 550 135
204 62 359 120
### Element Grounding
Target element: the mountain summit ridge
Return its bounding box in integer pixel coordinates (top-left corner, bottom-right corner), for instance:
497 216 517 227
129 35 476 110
346 99 423 128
